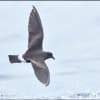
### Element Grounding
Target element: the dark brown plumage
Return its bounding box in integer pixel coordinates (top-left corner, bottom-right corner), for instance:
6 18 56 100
8 5 55 86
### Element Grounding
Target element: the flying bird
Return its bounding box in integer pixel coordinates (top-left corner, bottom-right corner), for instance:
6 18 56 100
8 5 55 86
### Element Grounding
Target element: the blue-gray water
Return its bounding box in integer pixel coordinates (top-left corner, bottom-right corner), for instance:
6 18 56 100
0 1 100 99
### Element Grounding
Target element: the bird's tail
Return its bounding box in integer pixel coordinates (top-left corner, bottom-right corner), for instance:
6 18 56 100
8 55 22 63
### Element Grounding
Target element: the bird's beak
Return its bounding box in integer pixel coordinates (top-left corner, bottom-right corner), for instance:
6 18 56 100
52 56 55 60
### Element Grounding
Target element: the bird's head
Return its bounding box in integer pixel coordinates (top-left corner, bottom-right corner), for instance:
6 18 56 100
46 52 55 60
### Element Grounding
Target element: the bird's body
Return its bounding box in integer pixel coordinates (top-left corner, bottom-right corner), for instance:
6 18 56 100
8 5 54 86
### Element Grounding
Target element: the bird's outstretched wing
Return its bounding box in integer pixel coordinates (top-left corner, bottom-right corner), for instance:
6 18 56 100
23 6 50 86
23 6 44 58
28 6 44 50
31 61 50 86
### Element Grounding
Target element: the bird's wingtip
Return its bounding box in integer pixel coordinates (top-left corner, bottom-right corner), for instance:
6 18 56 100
45 83 49 87
44 77 50 87
32 5 36 9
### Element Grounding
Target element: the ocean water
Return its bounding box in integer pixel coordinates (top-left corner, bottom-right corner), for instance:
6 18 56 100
0 1 100 99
